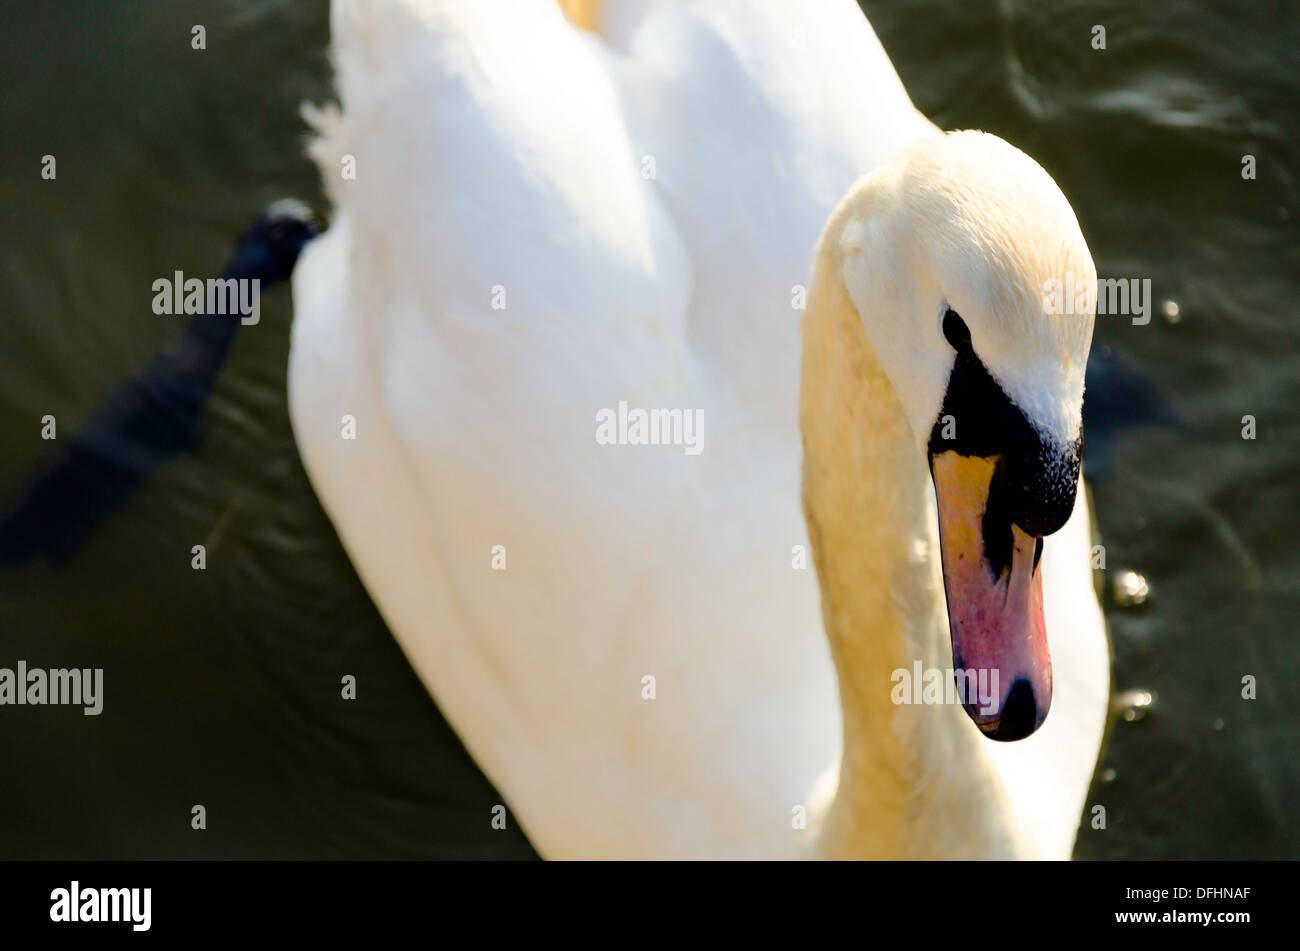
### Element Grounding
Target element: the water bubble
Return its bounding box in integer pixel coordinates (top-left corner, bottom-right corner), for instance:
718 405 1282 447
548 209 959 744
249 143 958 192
1112 570 1150 607
1100 768 1118 783
1161 300 1181 324
1212 718 1225 732
1117 689 1155 722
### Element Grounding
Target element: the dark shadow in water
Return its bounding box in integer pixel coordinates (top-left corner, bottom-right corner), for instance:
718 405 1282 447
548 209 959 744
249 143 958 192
0 202 318 568
1081 343 1182 481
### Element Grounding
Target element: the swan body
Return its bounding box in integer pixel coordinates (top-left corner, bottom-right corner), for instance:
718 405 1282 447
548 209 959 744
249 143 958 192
290 0 1109 858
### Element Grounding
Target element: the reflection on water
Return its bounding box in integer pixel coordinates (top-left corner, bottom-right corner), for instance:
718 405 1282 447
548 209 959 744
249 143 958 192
0 204 316 568
0 0 1295 858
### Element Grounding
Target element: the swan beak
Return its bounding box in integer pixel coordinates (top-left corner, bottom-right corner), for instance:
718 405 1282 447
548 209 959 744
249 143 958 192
929 451 1051 741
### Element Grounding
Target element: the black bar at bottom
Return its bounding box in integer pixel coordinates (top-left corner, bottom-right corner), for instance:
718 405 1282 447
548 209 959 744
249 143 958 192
0 860 1278 938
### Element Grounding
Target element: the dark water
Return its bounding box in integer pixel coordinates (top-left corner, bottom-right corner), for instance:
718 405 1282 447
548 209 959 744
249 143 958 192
0 1 1295 858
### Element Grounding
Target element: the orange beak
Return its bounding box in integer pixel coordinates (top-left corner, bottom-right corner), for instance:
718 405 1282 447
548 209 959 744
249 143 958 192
930 451 1051 740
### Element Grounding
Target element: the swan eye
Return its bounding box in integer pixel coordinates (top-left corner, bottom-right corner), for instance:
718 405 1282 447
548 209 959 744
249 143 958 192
942 308 971 351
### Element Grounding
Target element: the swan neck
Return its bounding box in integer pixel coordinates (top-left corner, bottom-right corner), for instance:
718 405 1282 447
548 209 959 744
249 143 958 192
799 222 1017 858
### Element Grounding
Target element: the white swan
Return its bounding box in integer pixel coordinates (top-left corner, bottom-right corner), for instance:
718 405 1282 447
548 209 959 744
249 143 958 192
289 0 1110 859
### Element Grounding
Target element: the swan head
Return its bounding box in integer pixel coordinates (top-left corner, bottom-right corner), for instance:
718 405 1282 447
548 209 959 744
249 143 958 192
226 199 320 284
836 131 1095 741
